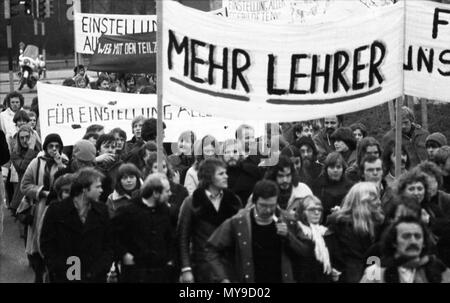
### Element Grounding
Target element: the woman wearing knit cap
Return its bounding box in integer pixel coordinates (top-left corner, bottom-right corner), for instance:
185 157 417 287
20 133 67 282
426 132 448 162
330 127 357 167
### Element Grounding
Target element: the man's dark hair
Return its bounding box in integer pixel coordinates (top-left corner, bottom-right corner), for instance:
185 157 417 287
141 118 166 142
252 180 280 204
198 158 226 189
73 64 85 75
357 136 382 167
109 127 127 141
141 173 165 199
13 110 30 124
359 154 381 177
417 161 443 189
381 216 433 259
96 74 110 87
83 132 99 141
62 78 76 87
85 124 104 135
4 92 24 108
96 134 116 151
264 155 300 187
70 167 104 198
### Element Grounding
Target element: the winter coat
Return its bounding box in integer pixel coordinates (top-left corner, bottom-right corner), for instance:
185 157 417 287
20 151 66 255
96 159 122 203
177 188 242 282
313 130 335 163
206 207 313 283
0 130 9 166
168 181 189 229
105 190 133 218
10 146 39 210
112 198 175 274
40 198 113 282
313 175 353 218
326 214 379 283
227 156 264 204
167 154 195 186
382 124 429 168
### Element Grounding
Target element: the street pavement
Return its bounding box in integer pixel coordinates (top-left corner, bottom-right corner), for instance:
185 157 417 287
0 205 34 283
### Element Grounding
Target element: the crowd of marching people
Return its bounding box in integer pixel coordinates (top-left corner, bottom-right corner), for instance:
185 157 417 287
2 84 450 283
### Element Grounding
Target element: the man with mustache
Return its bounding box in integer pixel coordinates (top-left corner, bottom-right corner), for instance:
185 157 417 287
361 216 450 283
313 116 342 163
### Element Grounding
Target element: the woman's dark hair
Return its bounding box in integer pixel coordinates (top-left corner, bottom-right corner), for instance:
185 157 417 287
381 216 433 259
144 151 174 180
53 173 75 200
349 122 368 137
356 136 382 166
416 161 443 189
381 140 411 177
83 132 99 141
62 78 76 87
264 155 300 187
115 163 141 195
96 74 110 87
73 64 85 76
30 97 39 117
383 195 421 224
252 179 280 204
322 152 347 181
96 134 116 152
13 110 30 123
395 168 429 204
197 158 226 189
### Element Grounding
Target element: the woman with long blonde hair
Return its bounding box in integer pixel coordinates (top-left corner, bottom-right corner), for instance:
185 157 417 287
327 182 384 283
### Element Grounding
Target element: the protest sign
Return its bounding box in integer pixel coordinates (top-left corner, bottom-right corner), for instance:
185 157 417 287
222 0 289 22
74 12 157 54
162 1 404 122
404 0 450 102
37 83 264 146
89 32 156 73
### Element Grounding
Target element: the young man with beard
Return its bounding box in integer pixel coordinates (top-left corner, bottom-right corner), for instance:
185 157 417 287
253 155 312 215
206 180 312 283
178 158 242 283
40 167 113 283
112 173 175 283
382 106 429 168
361 216 450 283
295 136 323 189
313 115 342 163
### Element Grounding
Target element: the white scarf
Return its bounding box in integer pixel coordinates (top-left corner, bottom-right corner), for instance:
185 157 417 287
297 221 332 275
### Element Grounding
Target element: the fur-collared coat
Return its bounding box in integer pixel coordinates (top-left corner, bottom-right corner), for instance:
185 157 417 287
177 188 242 282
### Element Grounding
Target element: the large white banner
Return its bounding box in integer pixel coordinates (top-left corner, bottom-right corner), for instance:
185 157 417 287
404 0 450 102
162 1 404 122
74 12 157 54
37 83 264 146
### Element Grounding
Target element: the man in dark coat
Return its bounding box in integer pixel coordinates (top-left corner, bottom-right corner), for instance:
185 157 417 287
112 173 175 283
295 136 322 189
313 115 342 163
206 180 313 283
40 167 113 283
177 158 242 283
382 106 429 168
0 129 9 166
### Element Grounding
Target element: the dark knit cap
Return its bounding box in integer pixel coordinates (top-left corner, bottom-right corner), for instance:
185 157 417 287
426 132 447 147
43 133 63 152
331 127 357 151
